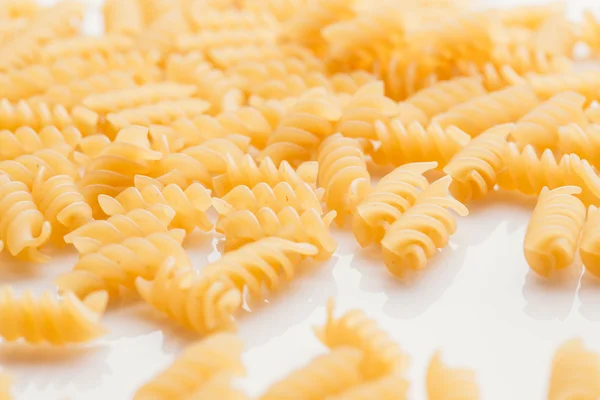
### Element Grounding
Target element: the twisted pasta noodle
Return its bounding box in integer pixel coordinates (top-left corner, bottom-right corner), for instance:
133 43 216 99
188 373 249 400
98 177 212 234
373 119 471 168
137 257 241 334
511 92 587 150
213 154 317 197
210 43 320 70
176 29 276 54
0 288 108 345
0 125 81 161
103 0 145 36
558 123 600 169
579 205 600 278
548 339 600 400
490 44 573 76
327 370 408 400
456 62 522 92
137 7 192 55
133 333 245 400
524 186 586 277
443 124 512 203
533 15 577 57
315 299 408 380
0 370 10 400
583 10 600 54
497 144 600 205
0 148 78 190
260 348 364 400
381 176 469 278
330 71 378 95
56 230 190 299
41 35 135 64
317 135 371 226
513 70 600 102
189 8 279 31
241 0 309 22
426 351 480 400
353 162 437 248
384 53 440 101
499 2 564 29
432 85 539 137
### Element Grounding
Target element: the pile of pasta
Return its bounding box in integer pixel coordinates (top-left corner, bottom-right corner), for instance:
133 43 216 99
1 0 600 397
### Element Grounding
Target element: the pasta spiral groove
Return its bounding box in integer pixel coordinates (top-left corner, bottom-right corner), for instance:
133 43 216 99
0 126 81 161
580 205 600 278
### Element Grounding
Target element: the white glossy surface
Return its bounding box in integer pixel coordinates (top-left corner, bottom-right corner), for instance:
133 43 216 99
4 0 600 399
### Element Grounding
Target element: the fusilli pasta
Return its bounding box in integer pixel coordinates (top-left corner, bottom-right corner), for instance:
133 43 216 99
557 123 600 168
580 205 600 278
0 125 81 161
548 339 600 400
426 351 480 400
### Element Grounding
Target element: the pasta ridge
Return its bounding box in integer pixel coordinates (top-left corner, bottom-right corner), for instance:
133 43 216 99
580 205 600 277
426 351 480 400
557 123 600 168
0 125 81 160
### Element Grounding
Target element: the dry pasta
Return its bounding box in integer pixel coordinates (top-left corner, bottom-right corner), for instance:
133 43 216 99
103 0 145 37
0 287 107 345
513 70 600 102
0 125 81 161
188 373 249 400
133 333 245 400
580 205 600 278
327 370 408 400
548 339 600 400
524 186 586 277
558 123 600 168
381 176 469 278
0 370 10 400
426 351 480 400
41 35 135 64
499 2 564 29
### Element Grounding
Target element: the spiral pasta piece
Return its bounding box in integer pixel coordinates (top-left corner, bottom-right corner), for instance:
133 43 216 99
56 230 190 299
41 35 135 64
511 92 587 150
260 348 364 400
514 70 600 102
327 370 408 400
136 257 241 334
188 373 249 400
443 124 512 203
0 125 81 161
524 186 585 277
373 119 471 168
490 44 572 77
432 85 539 137
133 333 245 400
0 288 108 345
426 351 480 400
497 144 600 205
0 173 51 262
314 299 408 380
381 176 469 278
103 0 145 37
0 370 10 400
317 134 371 226
579 205 600 278
98 176 213 234
548 339 600 400
557 123 600 168
499 2 564 29
353 162 437 248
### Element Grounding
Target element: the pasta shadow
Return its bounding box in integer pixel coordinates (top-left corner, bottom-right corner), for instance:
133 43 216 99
577 271 600 321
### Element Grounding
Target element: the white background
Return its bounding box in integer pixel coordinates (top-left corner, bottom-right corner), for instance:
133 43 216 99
4 0 600 399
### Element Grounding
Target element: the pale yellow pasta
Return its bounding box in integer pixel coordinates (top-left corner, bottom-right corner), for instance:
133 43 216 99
189 8 279 31
56 230 190 299
499 2 564 29
136 257 241 334
497 144 600 205
513 70 600 102
524 186 585 277
558 123 600 168
384 53 439 101
511 92 587 150
491 45 573 77
0 125 81 160
548 339 600 400
137 7 191 55
0 0 38 19
353 162 437 248
98 177 213 234
372 120 470 168
443 124 512 203
134 333 245 400
0 173 51 262
327 370 408 400
0 370 11 400
176 29 276 54
381 176 469 278
210 43 320 70
533 15 576 57
240 0 309 22
103 0 145 37
583 10 600 54
188 373 249 400
260 348 364 400
455 61 521 91
41 35 135 64
0 287 107 345
579 205 600 278
426 351 480 400
315 299 408 380
432 85 539 137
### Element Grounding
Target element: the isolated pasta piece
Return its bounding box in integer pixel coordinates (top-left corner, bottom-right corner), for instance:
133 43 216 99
426 351 480 400
558 123 600 168
511 92 587 150
98 177 212 234
0 125 81 160
317 135 371 226
580 205 600 278
548 339 600 400
260 348 364 400
0 147 78 189
0 288 107 345
432 85 539 137
328 370 408 400
134 333 245 400
381 176 469 278
56 230 190 299
103 0 145 36
315 299 408 380
353 162 437 248
0 173 51 262
498 144 600 205
524 186 585 277
443 124 512 203
137 257 241 334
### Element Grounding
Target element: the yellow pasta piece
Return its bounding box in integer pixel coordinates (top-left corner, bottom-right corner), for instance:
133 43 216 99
353 162 437 248
0 0 38 19
188 373 249 400
432 85 539 137
137 7 192 55
511 92 587 150
499 2 564 29
317 134 371 226
103 0 145 37
558 123 600 168
241 0 309 22
455 61 522 92
41 35 135 64
532 15 576 57
134 333 245 400
0 173 51 262
0 288 107 345
260 348 364 400
176 29 276 54
426 351 480 400
497 144 600 205
548 339 600 400
580 205 600 278
524 186 585 277
384 52 440 101
327 370 408 400
514 70 600 103
0 370 11 400
444 124 512 203
136 257 241 334
381 176 469 278
315 299 408 380
372 120 470 168
190 8 279 31
56 230 190 299
0 125 81 161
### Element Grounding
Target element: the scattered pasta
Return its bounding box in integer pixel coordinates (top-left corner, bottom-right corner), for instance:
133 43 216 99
548 339 600 400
